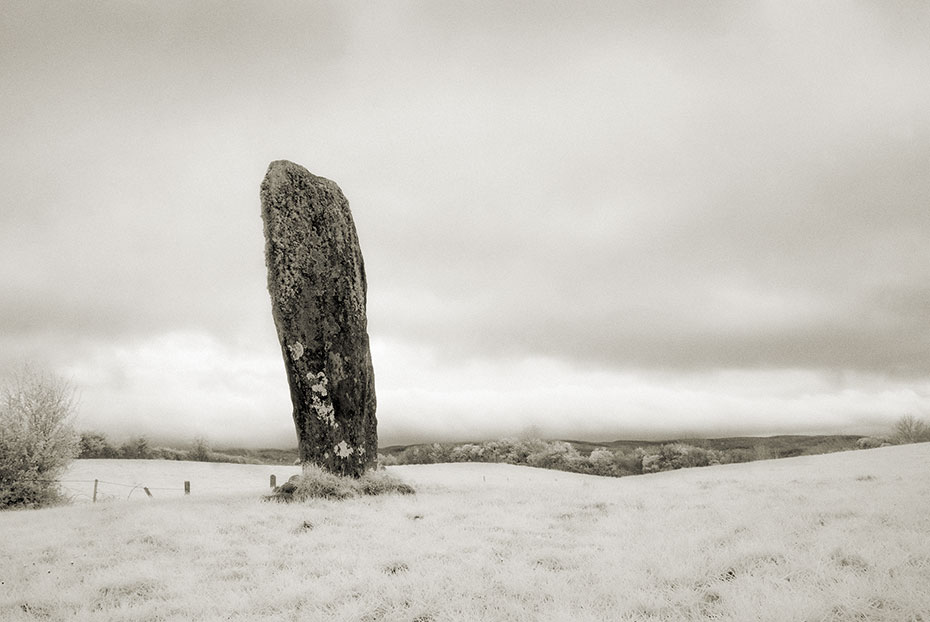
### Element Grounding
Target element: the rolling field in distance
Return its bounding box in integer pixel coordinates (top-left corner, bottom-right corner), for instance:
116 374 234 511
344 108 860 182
2 444 929 621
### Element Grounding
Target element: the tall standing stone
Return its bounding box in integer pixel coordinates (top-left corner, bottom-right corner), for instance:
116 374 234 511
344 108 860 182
260 160 377 477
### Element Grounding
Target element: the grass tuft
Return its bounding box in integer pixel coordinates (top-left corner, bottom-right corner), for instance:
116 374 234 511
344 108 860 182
264 464 415 502
382 562 409 574
93 579 162 610
830 548 870 572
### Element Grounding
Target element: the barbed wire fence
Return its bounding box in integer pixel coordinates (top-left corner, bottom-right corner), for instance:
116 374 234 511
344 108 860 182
13 474 283 502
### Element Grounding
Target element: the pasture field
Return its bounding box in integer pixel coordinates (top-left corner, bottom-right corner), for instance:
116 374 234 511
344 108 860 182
56 459 304 503
2 445 929 621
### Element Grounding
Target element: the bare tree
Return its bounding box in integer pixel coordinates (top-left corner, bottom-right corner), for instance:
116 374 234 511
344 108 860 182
0 365 80 508
892 414 930 445
189 436 212 462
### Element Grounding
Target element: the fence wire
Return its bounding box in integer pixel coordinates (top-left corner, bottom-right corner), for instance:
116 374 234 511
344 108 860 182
9 473 284 501
15 478 185 491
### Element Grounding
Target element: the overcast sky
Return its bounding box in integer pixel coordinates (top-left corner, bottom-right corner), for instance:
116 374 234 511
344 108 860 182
2 1 929 447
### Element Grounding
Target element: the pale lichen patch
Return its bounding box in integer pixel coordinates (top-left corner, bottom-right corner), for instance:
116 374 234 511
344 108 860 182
334 441 354 458
307 371 328 396
312 395 335 426
307 371 335 426
287 342 304 360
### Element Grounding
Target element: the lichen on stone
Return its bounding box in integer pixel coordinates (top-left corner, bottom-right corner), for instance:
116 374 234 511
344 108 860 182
312 392 335 427
334 441 354 458
287 341 304 360
307 371 336 426
307 371 328 396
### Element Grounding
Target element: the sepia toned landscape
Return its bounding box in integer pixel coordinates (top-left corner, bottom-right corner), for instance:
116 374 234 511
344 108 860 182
3 3 930 620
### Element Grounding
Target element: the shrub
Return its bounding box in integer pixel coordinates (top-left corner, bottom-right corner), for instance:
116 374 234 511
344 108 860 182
0 366 80 509
641 452 664 474
425 443 451 464
526 441 581 470
677 445 721 468
188 436 212 462
752 444 775 461
588 448 617 473
120 436 152 459
855 437 888 450
719 448 754 464
640 443 721 474
78 432 119 458
398 444 437 464
585 447 645 477
624 448 646 475
449 443 484 462
892 415 930 445
151 447 189 461
512 439 550 463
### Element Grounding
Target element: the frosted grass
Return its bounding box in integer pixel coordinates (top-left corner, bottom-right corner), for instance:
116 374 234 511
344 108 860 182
2 444 929 621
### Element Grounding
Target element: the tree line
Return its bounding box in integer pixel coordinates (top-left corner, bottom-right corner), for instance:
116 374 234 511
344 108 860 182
375 425 924 476
379 438 756 476
77 432 258 464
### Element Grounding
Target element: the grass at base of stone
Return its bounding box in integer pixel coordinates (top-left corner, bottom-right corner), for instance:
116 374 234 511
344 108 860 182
265 464 415 502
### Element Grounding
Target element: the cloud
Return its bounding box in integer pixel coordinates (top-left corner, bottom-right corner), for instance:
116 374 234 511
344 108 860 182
371 338 930 444
365 130 930 375
354 2 930 376
2 1 929 444
62 331 293 446
56 332 930 447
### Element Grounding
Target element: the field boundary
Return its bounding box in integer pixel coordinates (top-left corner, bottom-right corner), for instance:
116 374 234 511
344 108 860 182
12 473 283 502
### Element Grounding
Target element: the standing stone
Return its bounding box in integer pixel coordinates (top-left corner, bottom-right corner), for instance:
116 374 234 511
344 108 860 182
260 160 377 477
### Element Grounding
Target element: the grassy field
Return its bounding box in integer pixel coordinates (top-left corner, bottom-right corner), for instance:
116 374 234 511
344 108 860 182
2 445 929 621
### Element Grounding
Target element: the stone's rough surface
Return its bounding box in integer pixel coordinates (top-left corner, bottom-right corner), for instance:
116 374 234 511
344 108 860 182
261 160 377 477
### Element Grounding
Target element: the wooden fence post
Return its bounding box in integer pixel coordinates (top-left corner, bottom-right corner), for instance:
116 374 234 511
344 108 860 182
270 474 277 488
93 479 98 503
184 481 190 495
